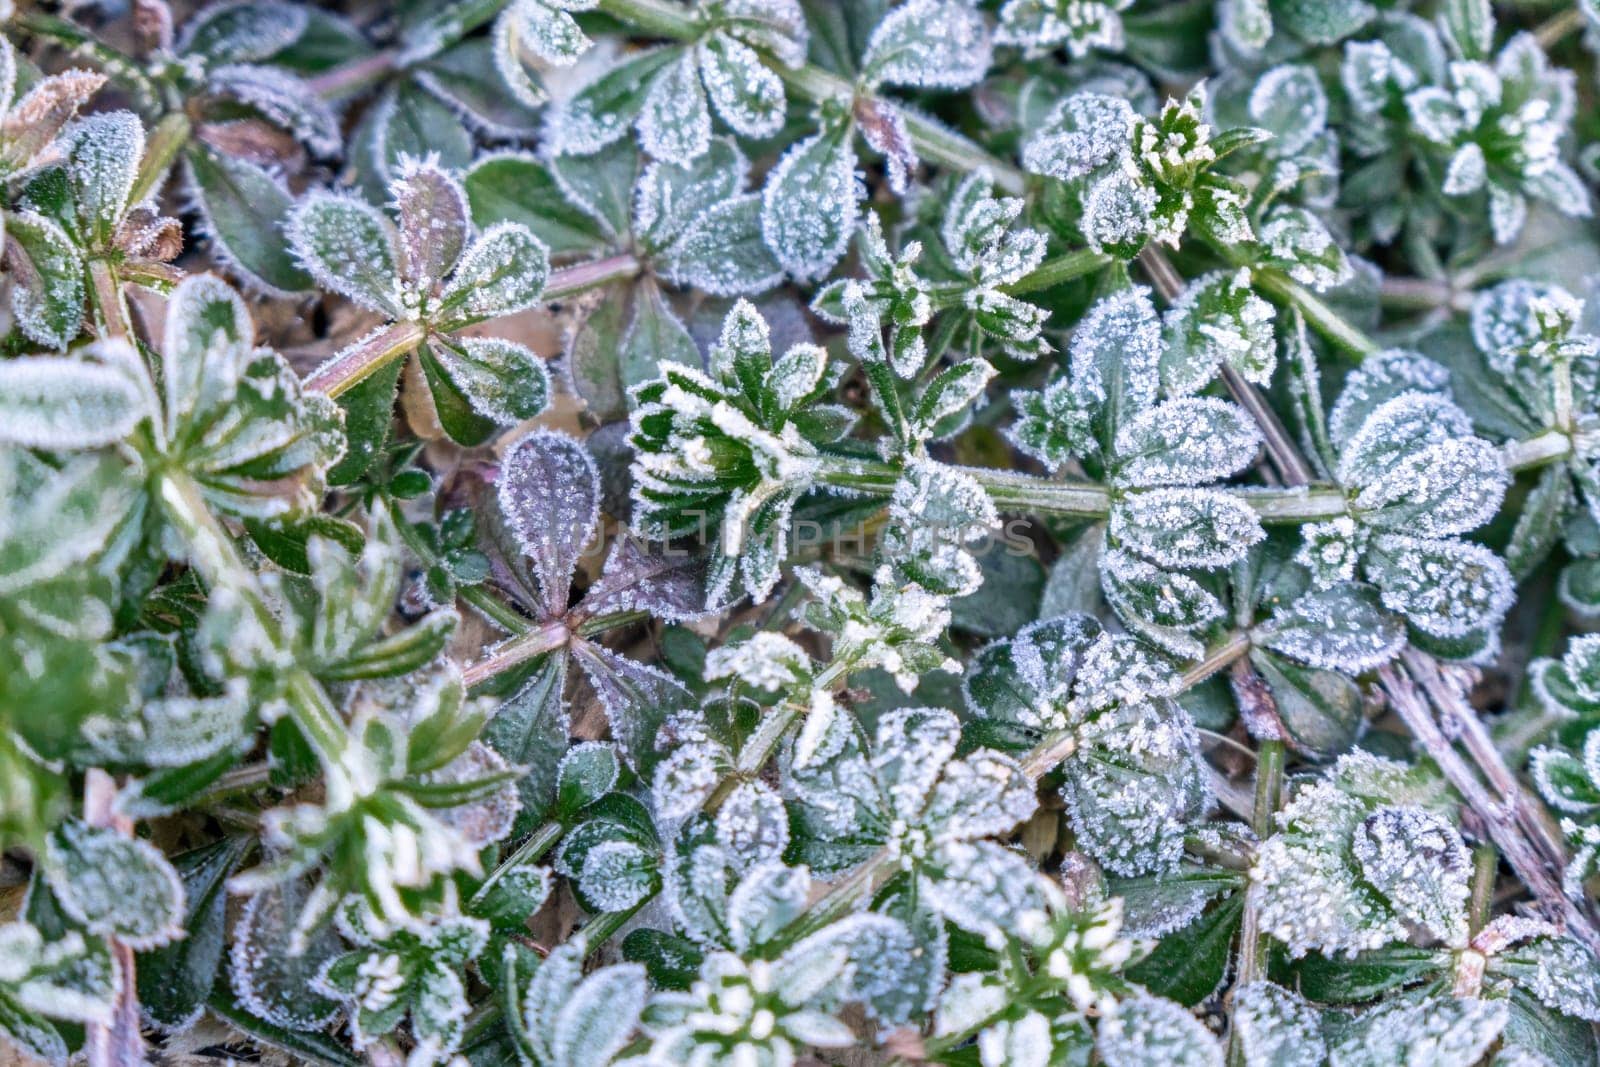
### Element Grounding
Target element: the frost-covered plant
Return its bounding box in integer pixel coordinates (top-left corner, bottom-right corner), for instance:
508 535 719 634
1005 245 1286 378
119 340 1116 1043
9 2 1600 1065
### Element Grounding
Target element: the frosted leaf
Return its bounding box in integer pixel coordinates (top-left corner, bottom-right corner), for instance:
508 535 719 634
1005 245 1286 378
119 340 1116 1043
653 739 725 826
1075 632 1183 710
1495 936 1600 1021
287 192 402 316
43 821 184 950
698 33 785 138
437 222 549 325
638 51 711 165
705 632 810 691
549 961 647 1067
996 0 1131 56
6 211 88 350
1022 92 1136 181
861 0 992 89
761 126 860 281
1114 867 1238 938
1470 279 1584 365
923 749 1037 843
1069 286 1162 422
1351 806 1470 946
0 452 136 597
1112 397 1262 488
1259 206 1351 292
1256 585 1406 673
658 195 786 296
63 111 143 247
1160 269 1276 395
1352 434 1508 538
575 535 711 624
1366 534 1515 639
1329 995 1507 1067
572 641 696 774
858 97 917 193
1081 171 1157 256
1249 65 1327 157
874 706 962 823
0 355 146 450
392 156 470 290
432 337 551 426
228 881 342 1029
426 742 521 847
715 783 790 869
205 63 340 158
1232 982 1326 1067
880 457 999 596
178 0 309 63
1111 487 1264 569
577 840 657 912
498 1 593 102
1488 185 1528 245
1335 392 1476 489
1529 746 1600 813
497 430 599 618
545 48 678 156
1009 379 1096 469
634 137 746 248
0 922 117 1034
1294 517 1365 590
1326 349 1452 449
1443 141 1487 196
963 613 1102 735
919 840 1051 943
1101 550 1222 658
1098 994 1223 1067
1062 698 1209 874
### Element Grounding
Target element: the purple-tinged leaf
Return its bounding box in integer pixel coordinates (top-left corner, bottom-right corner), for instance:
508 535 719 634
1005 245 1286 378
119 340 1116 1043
571 640 694 775
573 535 710 625
497 430 600 618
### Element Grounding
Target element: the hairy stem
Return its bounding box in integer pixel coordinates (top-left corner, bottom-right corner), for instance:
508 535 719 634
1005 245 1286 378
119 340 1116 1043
1233 739 1283 989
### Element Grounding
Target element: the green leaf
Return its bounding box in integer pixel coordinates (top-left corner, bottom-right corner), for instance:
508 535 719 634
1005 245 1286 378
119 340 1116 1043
187 146 313 295
622 928 704 990
483 656 569 834
137 839 247 1030
0 355 144 450
418 340 497 446
435 223 550 328
465 152 612 255
428 336 552 427
1251 650 1363 760
5 210 86 348
326 352 403 486
43 821 184 950
1506 465 1572 580
555 742 620 820
245 513 365 575
285 191 400 315
1293 945 1448 1003
1125 890 1243 1006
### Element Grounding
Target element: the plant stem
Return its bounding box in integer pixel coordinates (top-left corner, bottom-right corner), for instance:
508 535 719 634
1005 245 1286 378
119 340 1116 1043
1536 6 1586 49
304 321 428 399
306 50 400 98
12 11 162 104
1468 843 1497 938
816 455 1349 523
1251 270 1382 358
1505 430 1572 472
1379 275 1466 313
88 260 130 345
596 0 1028 194
1233 739 1283 988
1380 659 1600 955
462 619 571 688
129 111 192 207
